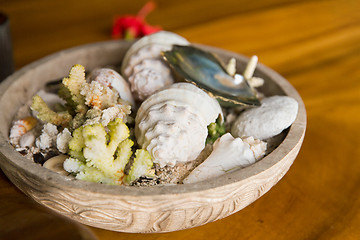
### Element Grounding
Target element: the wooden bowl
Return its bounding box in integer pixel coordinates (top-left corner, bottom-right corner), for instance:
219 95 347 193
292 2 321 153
0 40 306 233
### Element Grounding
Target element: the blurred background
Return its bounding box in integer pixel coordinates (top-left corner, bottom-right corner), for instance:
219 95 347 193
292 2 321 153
1 0 360 239
3 0 358 70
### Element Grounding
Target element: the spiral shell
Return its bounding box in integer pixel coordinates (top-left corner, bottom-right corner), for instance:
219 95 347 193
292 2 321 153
135 83 222 167
121 31 189 100
9 116 37 146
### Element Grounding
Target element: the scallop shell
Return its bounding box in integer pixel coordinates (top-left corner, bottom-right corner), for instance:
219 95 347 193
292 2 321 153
135 82 222 167
121 31 190 100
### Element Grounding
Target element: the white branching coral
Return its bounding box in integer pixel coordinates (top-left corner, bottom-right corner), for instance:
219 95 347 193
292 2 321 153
80 81 119 110
56 128 72 153
36 123 58 150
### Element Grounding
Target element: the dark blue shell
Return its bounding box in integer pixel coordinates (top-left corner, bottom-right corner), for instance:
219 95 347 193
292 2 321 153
162 45 260 107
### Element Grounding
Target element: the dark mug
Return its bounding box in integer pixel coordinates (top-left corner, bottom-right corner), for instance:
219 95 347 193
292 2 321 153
0 12 14 82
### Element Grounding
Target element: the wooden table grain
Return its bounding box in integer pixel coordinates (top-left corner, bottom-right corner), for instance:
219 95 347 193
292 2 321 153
1 0 360 239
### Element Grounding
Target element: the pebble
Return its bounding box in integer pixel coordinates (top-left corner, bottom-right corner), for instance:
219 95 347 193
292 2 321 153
231 96 298 140
43 155 68 175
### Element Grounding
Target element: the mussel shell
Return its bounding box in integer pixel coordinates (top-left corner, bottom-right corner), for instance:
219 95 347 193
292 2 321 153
162 45 260 106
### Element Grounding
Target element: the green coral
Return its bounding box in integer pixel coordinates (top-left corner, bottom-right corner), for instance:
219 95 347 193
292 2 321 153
68 126 86 161
124 149 154 185
60 64 88 115
31 64 90 129
31 64 144 185
31 95 72 127
206 117 226 144
64 157 118 185
65 118 152 185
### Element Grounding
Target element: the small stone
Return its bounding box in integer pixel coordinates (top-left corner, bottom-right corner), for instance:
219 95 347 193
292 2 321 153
43 155 68 175
231 96 298 140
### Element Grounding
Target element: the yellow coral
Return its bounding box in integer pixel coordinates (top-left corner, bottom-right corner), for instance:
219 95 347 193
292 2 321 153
61 64 88 114
31 95 72 127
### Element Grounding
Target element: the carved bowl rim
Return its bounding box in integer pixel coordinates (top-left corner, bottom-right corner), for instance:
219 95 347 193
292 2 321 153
0 40 306 199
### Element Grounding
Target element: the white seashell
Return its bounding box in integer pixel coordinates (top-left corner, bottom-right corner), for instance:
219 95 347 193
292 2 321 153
144 103 207 167
231 96 298 140
135 82 222 167
124 46 170 77
9 116 37 146
88 68 135 107
128 67 172 101
122 31 189 74
183 133 256 184
122 31 190 100
136 83 223 129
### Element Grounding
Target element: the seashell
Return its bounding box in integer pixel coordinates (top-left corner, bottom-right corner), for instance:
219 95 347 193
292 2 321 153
88 68 135 107
162 45 260 107
121 31 190 100
183 133 266 184
183 133 254 184
9 116 37 146
135 82 222 167
231 95 299 140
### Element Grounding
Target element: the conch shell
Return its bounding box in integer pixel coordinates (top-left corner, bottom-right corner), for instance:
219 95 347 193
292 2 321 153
183 133 266 184
135 82 223 167
121 31 189 100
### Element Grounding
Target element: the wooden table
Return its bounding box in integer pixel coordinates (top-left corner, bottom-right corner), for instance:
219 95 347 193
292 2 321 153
1 0 360 239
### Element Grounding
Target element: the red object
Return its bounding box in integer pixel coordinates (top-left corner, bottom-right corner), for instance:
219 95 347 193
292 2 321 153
112 1 162 40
